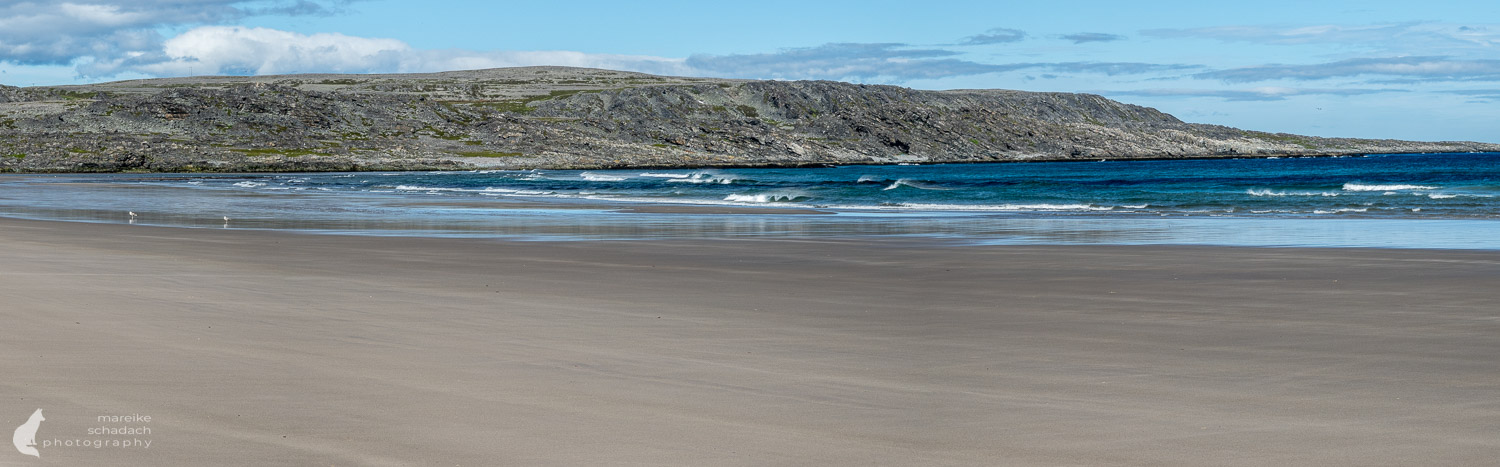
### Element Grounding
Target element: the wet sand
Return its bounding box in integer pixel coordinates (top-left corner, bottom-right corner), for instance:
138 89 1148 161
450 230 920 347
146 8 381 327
1 217 1497 465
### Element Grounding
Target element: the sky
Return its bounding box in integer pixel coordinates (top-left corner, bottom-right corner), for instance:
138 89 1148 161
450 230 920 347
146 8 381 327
1 0 1498 142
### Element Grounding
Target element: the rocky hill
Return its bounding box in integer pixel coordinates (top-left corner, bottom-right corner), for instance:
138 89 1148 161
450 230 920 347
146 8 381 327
1 67 1495 172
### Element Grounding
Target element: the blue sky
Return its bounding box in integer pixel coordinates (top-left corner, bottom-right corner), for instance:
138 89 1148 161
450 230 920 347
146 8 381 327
2 0 1498 142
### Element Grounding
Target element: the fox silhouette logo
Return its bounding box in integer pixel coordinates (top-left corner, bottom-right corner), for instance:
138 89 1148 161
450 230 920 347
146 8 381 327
12 409 43 458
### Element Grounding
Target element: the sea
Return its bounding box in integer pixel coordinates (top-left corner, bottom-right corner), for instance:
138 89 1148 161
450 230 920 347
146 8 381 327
2 152 1498 249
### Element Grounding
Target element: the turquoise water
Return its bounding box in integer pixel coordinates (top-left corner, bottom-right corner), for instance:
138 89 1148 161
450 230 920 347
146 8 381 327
2 153 1498 248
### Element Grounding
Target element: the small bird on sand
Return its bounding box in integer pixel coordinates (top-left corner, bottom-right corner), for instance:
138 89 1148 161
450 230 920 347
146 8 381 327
128 211 137 217
223 216 230 222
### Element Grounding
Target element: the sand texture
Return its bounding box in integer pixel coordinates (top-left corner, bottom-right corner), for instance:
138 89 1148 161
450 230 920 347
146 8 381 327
1 217 1497 465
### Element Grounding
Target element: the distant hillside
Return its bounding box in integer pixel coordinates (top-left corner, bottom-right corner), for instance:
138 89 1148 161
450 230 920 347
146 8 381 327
1 66 1495 172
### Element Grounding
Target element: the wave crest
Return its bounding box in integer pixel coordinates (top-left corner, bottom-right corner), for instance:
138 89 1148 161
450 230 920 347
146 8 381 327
1343 183 1437 192
1247 188 1339 197
580 172 628 182
724 192 807 203
882 179 950 191
667 171 741 184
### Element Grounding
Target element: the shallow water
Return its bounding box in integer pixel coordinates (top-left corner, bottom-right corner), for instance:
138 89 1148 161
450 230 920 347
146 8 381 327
2 153 1499 248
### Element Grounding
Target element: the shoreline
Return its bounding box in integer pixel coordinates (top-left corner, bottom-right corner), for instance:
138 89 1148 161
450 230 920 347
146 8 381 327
1 149 1488 174
4 210 1500 250
2 217 1498 465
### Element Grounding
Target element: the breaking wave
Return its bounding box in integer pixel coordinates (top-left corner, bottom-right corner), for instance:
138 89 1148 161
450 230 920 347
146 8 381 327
882 179 950 191
723 192 808 203
1247 188 1339 197
666 171 741 184
1343 183 1437 192
579 172 628 182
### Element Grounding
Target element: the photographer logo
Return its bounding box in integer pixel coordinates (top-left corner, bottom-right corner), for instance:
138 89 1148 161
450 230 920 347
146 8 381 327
12 409 44 458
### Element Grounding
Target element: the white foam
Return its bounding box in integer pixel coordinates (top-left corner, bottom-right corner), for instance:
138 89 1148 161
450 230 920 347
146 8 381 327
1427 193 1458 199
582 195 799 208
392 185 553 196
1313 208 1370 214
480 187 555 195
639 172 691 179
1343 183 1437 192
856 175 884 183
666 172 739 184
395 185 469 192
853 203 1109 212
1246 188 1339 197
580 172 627 182
233 181 265 188
724 193 804 203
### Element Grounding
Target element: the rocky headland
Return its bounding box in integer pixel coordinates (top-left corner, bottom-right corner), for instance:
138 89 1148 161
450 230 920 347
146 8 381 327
1 66 1495 172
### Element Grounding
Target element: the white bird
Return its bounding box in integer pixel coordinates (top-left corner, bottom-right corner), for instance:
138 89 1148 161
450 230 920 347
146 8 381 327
223 216 230 222
128 211 137 217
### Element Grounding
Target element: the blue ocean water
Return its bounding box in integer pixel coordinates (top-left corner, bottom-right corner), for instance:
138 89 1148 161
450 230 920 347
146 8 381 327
1 153 1498 248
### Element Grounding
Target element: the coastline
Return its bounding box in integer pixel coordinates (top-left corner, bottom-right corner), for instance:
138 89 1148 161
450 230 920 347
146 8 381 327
3 217 1497 465
0 149 1487 174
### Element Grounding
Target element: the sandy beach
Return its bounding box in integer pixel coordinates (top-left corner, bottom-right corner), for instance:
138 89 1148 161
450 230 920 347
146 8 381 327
1 216 1497 465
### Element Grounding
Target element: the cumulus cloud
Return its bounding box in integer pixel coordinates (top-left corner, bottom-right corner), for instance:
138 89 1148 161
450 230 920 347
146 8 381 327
0 2 1197 85
1196 56 1500 83
958 28 1027 45
1105 87 1404 101
80 26 692 78
76 28 1196 83
1060 33 1124 44
0 1 350 65
83 26 405 76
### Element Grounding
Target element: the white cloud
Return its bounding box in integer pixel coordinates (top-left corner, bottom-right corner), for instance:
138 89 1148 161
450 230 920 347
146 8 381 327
59 3 149 27
0 1 347 65
85 26 691 77
76 25 1198 84
163 26 407 75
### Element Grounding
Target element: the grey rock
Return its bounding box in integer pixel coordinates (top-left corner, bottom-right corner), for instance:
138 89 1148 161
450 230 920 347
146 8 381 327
1 66 1495 173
